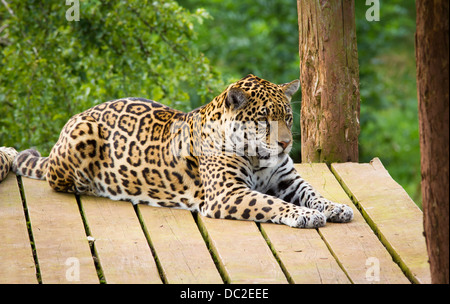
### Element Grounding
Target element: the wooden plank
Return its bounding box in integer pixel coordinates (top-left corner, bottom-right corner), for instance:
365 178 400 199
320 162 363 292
295 163 410 284
0 173 37 283
197 216 288 284
331 158 431 284
21 178 98 283
138 205 223 284
79 196 162 284
260 223 350 284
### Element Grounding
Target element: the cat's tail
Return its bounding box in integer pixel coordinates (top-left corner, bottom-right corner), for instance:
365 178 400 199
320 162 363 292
11 149 49 180
0 147 18 182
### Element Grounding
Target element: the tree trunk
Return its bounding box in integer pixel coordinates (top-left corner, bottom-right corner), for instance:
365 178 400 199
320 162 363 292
415 0 449 284
297 0 360 164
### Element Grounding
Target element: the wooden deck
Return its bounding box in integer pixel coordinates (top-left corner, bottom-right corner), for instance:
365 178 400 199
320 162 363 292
0 158 431 284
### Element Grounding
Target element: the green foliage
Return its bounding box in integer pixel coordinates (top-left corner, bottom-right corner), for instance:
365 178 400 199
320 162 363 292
0 0 222 154
178 0 299 81
355 1 421 205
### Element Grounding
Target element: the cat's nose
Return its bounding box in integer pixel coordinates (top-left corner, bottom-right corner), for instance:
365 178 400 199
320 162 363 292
278 140 291 150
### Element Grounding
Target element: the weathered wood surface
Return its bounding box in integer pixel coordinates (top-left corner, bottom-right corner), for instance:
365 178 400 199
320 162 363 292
21 177 98 283
295 163 410 284
79 196 161 283
331 158 431 284
0 159 430 284
0 174 36 284
197 215 288 284
138 206 222 283
260 223 350 284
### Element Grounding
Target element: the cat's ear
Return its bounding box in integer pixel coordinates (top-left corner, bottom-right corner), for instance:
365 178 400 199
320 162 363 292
226 87 249 110
279 80 300 100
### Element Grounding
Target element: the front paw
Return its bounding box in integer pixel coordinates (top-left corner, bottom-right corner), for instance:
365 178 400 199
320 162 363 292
325 203 354 223
281 207 326 228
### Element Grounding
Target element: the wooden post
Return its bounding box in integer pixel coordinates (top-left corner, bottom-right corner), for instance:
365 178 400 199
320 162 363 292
297 0 360 163
415 0 449 284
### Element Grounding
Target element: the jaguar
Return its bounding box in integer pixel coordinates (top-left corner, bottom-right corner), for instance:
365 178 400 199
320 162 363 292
8 74 353 228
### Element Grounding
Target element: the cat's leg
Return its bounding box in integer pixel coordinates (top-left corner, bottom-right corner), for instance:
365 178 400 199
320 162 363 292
198 155 326 228
264 156 353 223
